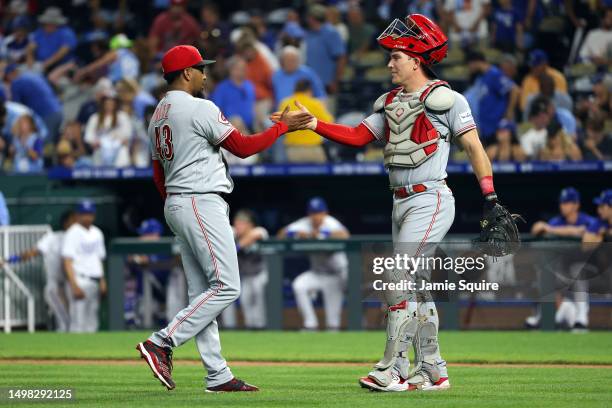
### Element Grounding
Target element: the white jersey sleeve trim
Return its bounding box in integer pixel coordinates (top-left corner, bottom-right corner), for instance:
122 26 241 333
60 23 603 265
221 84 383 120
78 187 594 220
213 126 235 146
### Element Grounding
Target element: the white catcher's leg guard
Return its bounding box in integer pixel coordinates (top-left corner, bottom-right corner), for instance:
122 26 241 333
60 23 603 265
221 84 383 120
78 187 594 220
406 301 449 389
367 301 417 387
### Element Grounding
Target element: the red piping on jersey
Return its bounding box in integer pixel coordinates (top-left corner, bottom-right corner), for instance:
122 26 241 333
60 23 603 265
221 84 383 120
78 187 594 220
152 160 166 200
314 122 375 147
415 191 441 257
221 122 288 158
455 124 477 136
166 197 223 338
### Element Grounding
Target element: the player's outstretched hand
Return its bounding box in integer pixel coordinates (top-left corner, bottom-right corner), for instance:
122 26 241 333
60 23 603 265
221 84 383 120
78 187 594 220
278 105 314 132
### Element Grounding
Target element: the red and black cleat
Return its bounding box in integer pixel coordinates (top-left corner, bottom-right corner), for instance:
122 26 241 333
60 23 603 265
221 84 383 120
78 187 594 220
206 377 259 393
136 340 175 390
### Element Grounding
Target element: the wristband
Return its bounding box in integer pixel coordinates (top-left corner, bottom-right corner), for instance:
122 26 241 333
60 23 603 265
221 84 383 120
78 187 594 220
479 176 495 196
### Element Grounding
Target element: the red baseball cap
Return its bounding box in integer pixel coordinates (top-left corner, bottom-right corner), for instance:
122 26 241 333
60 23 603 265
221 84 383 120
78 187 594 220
161 45 215 74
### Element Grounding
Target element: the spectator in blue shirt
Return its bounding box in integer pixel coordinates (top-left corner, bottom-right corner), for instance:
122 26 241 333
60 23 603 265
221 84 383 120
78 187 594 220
490 0 524 53
273 46 326 105
532 187 597 238
74 34 140 84
9 115 44 173
5 64 63 142
26 7 77 73
0 191 9 226
304 5 347 95
210 56 256 130
466 50 520 142
0 15 32 64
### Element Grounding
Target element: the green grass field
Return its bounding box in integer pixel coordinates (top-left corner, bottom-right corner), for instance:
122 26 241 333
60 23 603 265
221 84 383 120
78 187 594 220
1 331 611 407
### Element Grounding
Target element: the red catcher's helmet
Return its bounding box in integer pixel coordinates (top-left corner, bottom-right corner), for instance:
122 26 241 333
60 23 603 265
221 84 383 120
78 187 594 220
377 14 448 66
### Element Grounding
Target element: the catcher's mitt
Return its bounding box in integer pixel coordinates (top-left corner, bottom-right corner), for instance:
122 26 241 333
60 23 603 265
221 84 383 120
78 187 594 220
475 196 523 257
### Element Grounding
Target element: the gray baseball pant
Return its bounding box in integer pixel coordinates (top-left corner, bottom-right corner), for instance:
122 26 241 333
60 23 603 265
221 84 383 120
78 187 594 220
391 184 455 379
149 193 240 387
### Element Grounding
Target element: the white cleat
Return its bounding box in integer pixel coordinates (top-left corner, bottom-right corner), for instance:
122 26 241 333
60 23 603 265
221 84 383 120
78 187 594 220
359 373 408 392
420 377 451 391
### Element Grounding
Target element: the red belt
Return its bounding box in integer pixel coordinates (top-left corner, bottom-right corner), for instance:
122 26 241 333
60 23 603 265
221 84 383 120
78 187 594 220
393 180 447 199
394 184 427 199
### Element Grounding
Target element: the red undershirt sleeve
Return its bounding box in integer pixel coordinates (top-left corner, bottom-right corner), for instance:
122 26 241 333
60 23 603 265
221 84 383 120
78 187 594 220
220 122 288 159
314 121 376 147
152 160 166 200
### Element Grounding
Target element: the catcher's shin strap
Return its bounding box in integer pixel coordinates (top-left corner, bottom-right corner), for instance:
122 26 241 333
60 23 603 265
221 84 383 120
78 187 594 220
392 180 447 199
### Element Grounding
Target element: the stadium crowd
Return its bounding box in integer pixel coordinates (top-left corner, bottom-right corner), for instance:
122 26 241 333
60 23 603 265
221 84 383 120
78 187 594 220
0 0 609 171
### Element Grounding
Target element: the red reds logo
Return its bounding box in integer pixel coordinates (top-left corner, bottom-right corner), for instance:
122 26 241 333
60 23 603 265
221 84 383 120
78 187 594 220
218 111 229 125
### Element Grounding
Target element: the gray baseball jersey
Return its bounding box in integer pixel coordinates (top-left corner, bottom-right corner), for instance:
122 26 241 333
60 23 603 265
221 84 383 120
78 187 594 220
362 91 476 186
37 231 65 282
148 90 236 194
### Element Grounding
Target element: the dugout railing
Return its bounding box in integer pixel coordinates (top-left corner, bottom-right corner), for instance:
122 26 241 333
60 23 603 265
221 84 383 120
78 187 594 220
0 225 51 332
107 235 607 331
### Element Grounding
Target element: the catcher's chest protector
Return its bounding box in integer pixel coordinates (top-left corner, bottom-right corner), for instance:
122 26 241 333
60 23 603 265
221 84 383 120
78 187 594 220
383 80 449 168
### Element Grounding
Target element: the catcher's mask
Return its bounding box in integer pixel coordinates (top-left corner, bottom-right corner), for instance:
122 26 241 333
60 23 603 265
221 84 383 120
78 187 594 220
377 14 448 71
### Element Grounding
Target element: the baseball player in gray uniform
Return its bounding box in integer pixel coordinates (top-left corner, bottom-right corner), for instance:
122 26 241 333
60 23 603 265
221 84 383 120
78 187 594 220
273 14 502 392
278 197 350 330
6 210 76 332
136 45 312 393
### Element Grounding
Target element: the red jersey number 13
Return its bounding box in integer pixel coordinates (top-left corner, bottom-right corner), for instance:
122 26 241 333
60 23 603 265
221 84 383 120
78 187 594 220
155 124 174 161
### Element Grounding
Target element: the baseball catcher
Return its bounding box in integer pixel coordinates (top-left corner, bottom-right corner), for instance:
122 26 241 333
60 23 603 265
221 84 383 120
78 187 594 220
272 14 520 391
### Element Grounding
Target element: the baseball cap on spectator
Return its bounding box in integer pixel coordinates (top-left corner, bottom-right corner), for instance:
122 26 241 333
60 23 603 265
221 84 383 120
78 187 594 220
593 189 612 206
76 199 96 214
307 197 328 214
497 119 516 133
230 11 250 25
9 0 28 15
308 4 327 22
10 15 30 31
137 218 163 235
559 187 580 203
38 7 67 25
161 45 215 74
110 34 132 50
282 22 305 39
528 49 548 67
3 63 19 80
